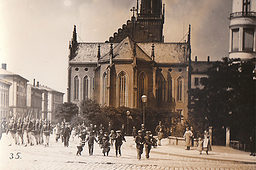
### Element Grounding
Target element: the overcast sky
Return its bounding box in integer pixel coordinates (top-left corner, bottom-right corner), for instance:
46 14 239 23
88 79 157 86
0 0 232 101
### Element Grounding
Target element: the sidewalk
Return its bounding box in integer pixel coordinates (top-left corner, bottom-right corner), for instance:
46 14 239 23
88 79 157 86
147 137 256 164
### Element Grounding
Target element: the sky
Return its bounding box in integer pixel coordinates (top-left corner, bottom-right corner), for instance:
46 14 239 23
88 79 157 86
0 0 232 101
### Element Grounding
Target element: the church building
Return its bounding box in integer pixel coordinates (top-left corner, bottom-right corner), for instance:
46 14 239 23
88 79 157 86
67 0 191 122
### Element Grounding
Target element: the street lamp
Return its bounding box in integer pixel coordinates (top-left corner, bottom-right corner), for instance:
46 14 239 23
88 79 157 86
126 111 130 135
141 95 147 127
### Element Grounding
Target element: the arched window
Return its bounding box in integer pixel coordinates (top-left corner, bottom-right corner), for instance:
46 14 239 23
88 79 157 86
167 77 172 102
157 75 165 103
83 76 89 100
74 76 79 100
119 71 127 107
103 73 107 105
177 77 183 102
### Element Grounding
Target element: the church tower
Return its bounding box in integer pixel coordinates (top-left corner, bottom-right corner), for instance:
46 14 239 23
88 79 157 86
108 0 164 43
229 0 256 59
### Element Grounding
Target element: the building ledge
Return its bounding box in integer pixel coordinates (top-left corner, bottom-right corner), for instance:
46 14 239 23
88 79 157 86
230 12 256 19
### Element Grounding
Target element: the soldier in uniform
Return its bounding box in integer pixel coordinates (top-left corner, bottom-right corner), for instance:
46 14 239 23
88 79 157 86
102 134 110 156
16 118 23 145
144 131 155 159
34 119 40 145
114 130 126 157
85 131 98 156
135 130 144 160
27 118 34 146
43 120 51 147
22 117 29 147
7 117 17 146
39 119 44 144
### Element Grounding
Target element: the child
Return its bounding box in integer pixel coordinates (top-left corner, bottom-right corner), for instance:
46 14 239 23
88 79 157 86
102 136 110 156
197 137 203 155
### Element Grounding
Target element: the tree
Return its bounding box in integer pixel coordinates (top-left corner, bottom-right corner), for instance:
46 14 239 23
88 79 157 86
55 102 79 122
189 58 255 146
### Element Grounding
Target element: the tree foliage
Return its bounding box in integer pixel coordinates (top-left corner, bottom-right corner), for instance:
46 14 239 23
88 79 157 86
55 102 79 122
189 58 255 145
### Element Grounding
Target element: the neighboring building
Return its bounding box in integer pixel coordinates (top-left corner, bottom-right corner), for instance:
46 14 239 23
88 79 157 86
229 0 256 59
38 85 64 122
0 78 11 120
67 0 191 122
27 80 43 120
0 64 28 118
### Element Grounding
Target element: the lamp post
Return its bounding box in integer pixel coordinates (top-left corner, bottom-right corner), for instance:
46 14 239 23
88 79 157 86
126 111 130 135
141 95 147 127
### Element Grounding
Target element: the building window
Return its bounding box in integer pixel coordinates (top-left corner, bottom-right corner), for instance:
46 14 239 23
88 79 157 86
232 29 239 52
243 28 254 51
74 76 79 100
243 0 251 14
194 77 199 86
119 71 127 107
177 77 183 102
103 73 107 105
83 76 89 100
167 77 172 102
157 76 165 103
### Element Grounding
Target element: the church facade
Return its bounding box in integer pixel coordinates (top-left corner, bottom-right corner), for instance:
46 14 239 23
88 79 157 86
67 0 191 121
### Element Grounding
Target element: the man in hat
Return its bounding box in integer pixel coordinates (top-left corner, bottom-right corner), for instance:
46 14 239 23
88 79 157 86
76 129 87 156
16 118 23 145
135 130 144 160
7 117 17 146
63 123 71 147
43 120 51 147
85 131 98 156
114 130 126 157
144 131 155 159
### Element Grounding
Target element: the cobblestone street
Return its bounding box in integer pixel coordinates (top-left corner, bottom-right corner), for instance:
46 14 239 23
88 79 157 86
0 135 255 170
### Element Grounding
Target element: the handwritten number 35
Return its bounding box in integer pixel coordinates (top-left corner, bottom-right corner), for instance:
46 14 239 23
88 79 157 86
9 152 21 159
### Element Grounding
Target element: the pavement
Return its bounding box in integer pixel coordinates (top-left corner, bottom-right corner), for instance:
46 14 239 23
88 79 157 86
0 134 255 170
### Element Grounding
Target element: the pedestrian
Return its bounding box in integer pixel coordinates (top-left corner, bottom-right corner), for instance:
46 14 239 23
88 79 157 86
27 118 33 146
85 131 98 156
144 131 155 159
249 136 255 156
43 120 51 147
202 130 210 154
39 119 44 144
197 137 203 154
132 126 137 138
102 135 110 156
190 126 194 147
16 118 23 145
7 117 17 146
60 121 65 143
183 127 193 150
135 130 144 160
55 123 61 142
76 129 86 156
114 130 126 157
63 123 71 147
141 124 146 137
98 129 104 148
109 130 116 146
155 121 165 146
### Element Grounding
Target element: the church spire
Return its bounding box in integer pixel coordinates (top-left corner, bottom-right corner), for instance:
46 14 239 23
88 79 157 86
72 25 77 44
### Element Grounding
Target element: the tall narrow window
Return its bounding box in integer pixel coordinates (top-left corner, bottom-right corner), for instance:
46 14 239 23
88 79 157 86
167 77 172 102
243 0 251 14
232 29 239 52
74 76 79 100
103 73 107 105
83 76 89 100
177 77 183 102
157 76 164 103
194 77 199 86
243 28 254 51
119 72 127 107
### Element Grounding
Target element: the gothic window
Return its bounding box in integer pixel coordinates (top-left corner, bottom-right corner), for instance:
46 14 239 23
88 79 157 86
243 28 254 51
83 76 89 100
103 73 107 105
177 77 183 102
167 77 172 102
74 76 79 100
232 29 239 52
157 76 165 103
119 71 127 107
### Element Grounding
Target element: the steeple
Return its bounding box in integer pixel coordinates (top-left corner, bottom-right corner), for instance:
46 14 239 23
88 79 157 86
72 25 77 45
69 25 78 60
140 0 162 17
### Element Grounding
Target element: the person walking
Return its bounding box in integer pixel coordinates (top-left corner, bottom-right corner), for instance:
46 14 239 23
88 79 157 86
249 136 256 156
102 134 110 156
202 130 210 154
135 130 144 160
76 129 87 156
7 117 17 146
144 131 155 159
43 120 51 147
63 123 71 147
114 130 126 157
85 131 98 156
16 118 23 145
132 126 137 138
109 130 116 146
55 123 61 142
155 121 165 146
183 127 193 150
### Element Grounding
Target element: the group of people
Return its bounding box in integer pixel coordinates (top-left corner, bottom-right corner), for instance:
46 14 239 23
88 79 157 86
183 127 211 155
75 123 126 157
3 116 52 147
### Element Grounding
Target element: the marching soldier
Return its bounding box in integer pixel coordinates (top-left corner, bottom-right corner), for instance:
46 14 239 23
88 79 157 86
22 117 29 147
30 119 36 145
135 130 144 160
144 131 155 159
114 130 126 157
7 117 17 146
43 120 51 147
27 118 34 146
34 119 40 145
16 118 23 145
39 119 44 144
85 131 98 156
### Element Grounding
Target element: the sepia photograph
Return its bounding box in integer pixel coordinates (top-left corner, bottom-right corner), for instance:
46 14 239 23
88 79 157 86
0 0 255 169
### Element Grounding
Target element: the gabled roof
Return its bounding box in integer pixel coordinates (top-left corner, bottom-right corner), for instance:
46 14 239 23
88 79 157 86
137 43 188 64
